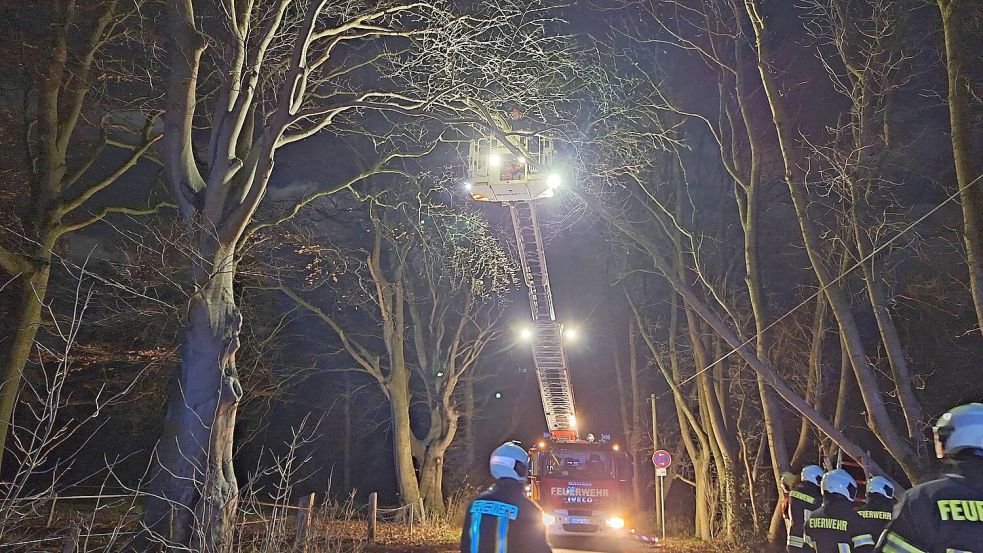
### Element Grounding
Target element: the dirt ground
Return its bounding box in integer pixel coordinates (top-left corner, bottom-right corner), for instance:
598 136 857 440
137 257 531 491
367 535 750 553
4 502 748 553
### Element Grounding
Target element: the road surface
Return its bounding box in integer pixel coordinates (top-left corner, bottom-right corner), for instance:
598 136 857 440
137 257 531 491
553 536 648 553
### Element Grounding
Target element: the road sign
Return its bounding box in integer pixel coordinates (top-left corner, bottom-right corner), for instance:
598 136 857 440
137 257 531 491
652 449 672 469
655 467 668 477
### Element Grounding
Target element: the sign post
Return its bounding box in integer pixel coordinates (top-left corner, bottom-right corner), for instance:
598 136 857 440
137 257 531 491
651 448 672 541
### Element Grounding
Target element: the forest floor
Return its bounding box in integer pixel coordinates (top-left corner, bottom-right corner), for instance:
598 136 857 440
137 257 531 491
3 501 750 553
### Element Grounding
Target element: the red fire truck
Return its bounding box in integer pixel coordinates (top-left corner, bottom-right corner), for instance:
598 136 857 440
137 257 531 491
528 438 632 537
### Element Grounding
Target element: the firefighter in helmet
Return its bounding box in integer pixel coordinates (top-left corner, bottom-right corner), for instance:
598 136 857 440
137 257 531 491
855 476 894 545
460 442 553 553
786 464 824 550
875 403 983 553
803 469 875 552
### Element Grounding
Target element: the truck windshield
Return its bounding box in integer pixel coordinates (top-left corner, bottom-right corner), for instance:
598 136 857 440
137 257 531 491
543 449 614 479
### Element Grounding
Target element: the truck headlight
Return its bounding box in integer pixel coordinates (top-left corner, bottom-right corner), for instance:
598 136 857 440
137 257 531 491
542 513 557 526
605 516 625 529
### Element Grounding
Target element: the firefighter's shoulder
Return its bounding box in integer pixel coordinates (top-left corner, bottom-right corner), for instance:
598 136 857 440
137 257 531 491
901 474 977 505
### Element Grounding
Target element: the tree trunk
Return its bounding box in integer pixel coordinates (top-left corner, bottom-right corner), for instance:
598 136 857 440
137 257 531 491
143 256 243 552
694 453 712 539
662 295 712 538
938 0 983 337
743 0 923 481
418 446 447 516
826 335 857 460
862 266 922 438
614 316 646 510
733 37 791 547
686 305 741 539
627 322 647 510
0 260 51 469
343 373 352 493
791 295 827 467
462 375 476 472
388 380 422 509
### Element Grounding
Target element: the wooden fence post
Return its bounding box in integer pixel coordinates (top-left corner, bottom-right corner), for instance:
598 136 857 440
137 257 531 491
367 492 378 543
294 492 315 553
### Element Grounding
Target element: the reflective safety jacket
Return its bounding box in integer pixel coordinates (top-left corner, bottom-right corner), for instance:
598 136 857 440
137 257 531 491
460 478 553 553
787 481 822 550
804 496 876 553
875 465 983 553
855 495 894 547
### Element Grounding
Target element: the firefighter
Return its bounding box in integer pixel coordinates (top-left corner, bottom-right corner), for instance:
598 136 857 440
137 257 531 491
804 469 876 552
786 464 824 550
875 402 983 553
856 476 894 544
460 442 553 553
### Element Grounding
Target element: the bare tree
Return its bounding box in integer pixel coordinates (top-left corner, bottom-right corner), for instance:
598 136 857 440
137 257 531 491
936 0 983 337
149 0 577 547
743 0 926 481
280 183 513 515
0 0 164 469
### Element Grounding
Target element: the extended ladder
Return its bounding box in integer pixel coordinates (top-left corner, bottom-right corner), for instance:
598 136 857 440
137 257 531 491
508 201 577 440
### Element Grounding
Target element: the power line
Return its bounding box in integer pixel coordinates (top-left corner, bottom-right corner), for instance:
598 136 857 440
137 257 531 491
665 173 983 397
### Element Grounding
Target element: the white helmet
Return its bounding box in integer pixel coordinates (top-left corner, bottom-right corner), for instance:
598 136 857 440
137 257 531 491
821 469 858 502
866 476 895 499
801 464 824 486
933 403 983 459
490 442 529 480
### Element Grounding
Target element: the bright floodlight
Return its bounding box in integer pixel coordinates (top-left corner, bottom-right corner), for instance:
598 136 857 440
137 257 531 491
463 182 472 190
519 326 534 341
489 154 501 166
564 327 578 341
569 415 577 428
546 173 562 188
494 392 503 399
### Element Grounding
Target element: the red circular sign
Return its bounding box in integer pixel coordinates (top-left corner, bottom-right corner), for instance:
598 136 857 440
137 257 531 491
652 449 672 469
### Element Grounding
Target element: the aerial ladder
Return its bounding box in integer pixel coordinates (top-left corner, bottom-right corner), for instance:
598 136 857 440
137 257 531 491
467 130 633 538
466 133 578 441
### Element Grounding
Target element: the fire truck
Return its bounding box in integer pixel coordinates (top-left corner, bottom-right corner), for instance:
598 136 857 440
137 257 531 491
468 130 633 538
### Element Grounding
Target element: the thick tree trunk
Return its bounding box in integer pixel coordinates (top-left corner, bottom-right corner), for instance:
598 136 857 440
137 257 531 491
143 258 243 552
938 0 983 337
418 446 448 516
0 261 51 469
388 381 422 509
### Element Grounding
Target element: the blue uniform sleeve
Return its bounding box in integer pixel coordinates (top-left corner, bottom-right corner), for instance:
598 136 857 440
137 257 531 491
460 502 475 553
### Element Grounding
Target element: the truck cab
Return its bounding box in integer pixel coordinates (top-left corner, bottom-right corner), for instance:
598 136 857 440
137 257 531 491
528 439 632 538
